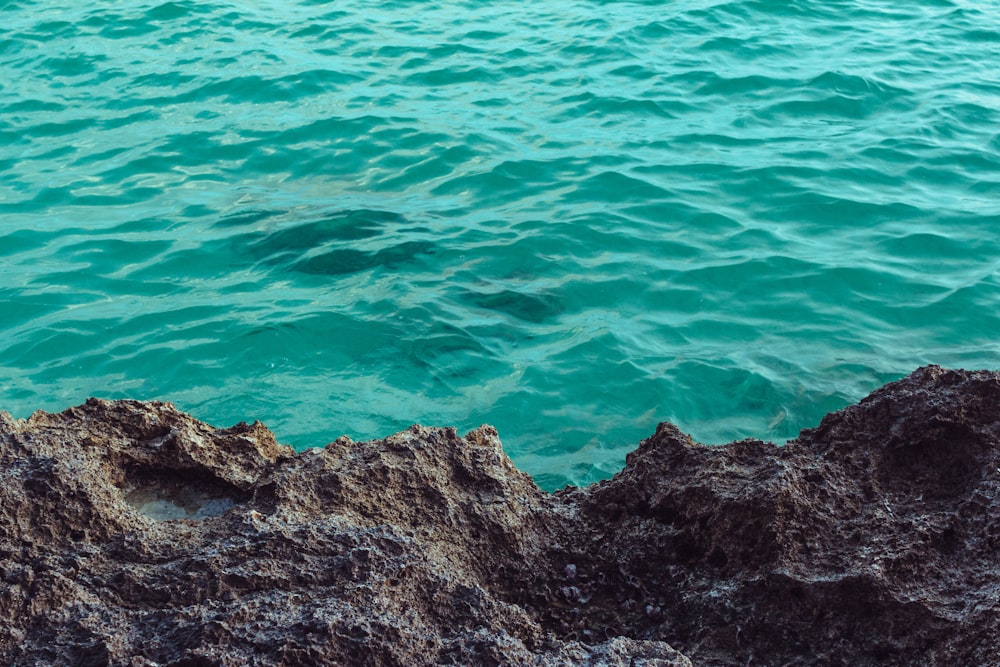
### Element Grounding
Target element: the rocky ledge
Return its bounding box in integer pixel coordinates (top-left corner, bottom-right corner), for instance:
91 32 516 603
3 365 1000 666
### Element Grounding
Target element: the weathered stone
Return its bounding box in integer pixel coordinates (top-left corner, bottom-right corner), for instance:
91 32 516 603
2 366 999 665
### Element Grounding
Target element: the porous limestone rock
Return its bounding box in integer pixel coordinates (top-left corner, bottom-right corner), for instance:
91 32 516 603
2 366 999 665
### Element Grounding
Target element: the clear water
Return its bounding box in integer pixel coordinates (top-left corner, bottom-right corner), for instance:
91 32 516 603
2 0 999 489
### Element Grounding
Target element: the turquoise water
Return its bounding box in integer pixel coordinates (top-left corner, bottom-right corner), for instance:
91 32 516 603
2 0 999 489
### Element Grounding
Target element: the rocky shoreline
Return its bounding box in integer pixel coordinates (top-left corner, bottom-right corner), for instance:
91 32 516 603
2 365 999 666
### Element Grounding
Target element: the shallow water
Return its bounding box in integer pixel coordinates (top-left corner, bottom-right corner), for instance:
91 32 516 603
2 0 999 489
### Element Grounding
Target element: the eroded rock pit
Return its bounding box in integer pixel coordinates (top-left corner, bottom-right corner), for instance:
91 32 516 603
2 366 1000 665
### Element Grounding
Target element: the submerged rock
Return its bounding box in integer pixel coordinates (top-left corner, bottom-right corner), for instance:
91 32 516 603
2 365 999 665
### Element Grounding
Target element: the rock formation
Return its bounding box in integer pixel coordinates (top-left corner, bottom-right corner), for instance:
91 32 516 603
2 365 999 665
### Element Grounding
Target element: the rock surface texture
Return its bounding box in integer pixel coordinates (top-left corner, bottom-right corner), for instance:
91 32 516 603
2 365 999 666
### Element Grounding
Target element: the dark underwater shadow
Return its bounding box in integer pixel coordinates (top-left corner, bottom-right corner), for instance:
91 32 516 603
218 207 436 277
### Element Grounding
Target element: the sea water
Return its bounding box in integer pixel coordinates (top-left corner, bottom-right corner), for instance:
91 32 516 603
2 0 999 489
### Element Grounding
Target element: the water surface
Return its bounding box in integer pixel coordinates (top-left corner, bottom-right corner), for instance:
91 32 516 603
2 0 999 489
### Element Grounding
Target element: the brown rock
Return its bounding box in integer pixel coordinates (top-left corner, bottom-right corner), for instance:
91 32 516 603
2 366 999 665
